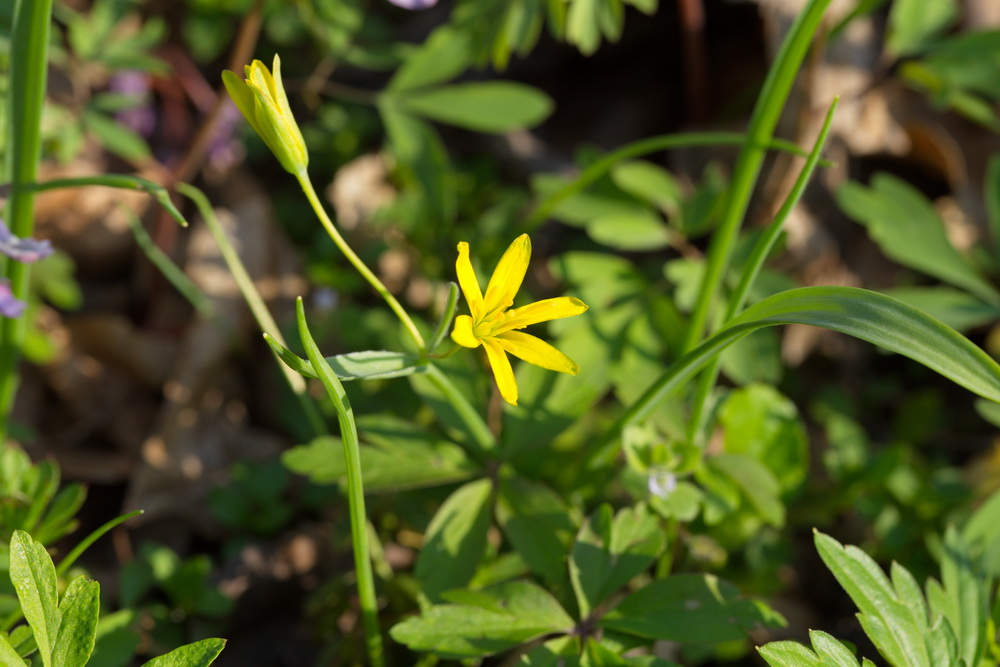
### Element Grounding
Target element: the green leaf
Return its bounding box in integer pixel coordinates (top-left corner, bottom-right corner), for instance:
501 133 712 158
585 211 672 251
925 615 960 667
886 0 956 56
601 573 783 643
887 287 1000 332
51 576 100 667
583 638 628 666
566 0 602 54
757 640 823 667
379 101 455 223
496 476 577 587
610 160 682 215
987 154 1000 261
83 110 151 162
89 609 140 667
282 417 476 491
140 638 226 667
934 527 987 666
706 454 785 527
890 561 928 631
718 384 808 492
623 285 1000 435
390 580 573 659
963 487 1000 576
389 26 470 91
720 328 783 385
9 531 60 667
810 630 865 667
504 323 614 457
623 0 657 14
569 504 664 616
416 478 494 603
814 531 928 666
265 337 424 381
837 174 999 304
0 635 27 667
396 82 553 133
759 629 871 667
918 32 1000 101
519 636 581 666
648 481 702 522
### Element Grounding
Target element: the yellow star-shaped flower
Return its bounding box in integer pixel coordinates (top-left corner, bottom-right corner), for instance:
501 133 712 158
451 234 588 406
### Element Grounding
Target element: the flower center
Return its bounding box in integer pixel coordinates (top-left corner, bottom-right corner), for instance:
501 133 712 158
473 309 507 339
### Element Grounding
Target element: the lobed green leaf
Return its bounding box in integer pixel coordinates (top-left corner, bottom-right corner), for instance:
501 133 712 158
390 580 573 659
601 573 784 643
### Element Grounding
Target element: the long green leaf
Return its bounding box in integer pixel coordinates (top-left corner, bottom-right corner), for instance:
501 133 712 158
0 0 55 442
623 286 1000 435
680 0 833 353
30 175 188 227
525 132 830 229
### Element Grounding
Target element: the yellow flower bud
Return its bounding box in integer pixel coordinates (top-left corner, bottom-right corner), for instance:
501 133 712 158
222 54 309 176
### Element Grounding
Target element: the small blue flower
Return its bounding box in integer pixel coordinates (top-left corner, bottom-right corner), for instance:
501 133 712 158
387 0 438 8
0 281 26 318
0 218 53 264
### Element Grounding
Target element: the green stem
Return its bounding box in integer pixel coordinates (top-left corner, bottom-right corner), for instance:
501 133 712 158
56 510 144 576
524 132 833 230
427 282 459 354
425 364 497 459
178 182 325 437
679 0 832 355
295 298 384 667
686 98 839 444
122 206 216 318
0 0 55 442
296 172 426 351
29 175 189 228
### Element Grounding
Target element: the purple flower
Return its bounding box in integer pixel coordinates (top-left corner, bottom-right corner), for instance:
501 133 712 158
387 0 438 8
109 70 156 138
0 281 26 319
0 219 53 264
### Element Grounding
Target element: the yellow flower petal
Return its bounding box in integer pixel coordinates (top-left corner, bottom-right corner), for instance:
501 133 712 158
495 331 579 375
456 242 485 319
451 314 481 348
221 70 262 136
482 338 518 405
483 234 530 316
492 296 588 335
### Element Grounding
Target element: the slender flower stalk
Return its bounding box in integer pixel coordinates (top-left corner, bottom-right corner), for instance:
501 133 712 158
297 174 427 351
452 234 588 405
223 54 426 351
